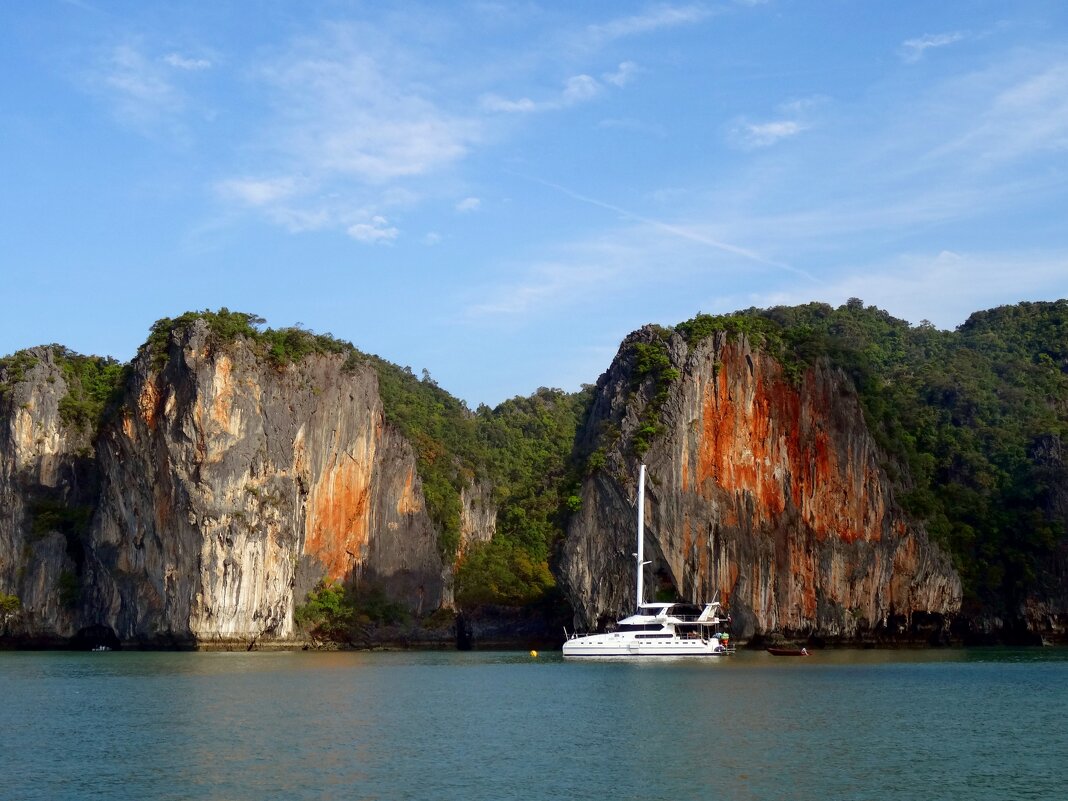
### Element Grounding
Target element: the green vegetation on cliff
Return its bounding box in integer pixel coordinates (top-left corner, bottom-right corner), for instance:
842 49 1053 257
144 308 350 368
0 351 41 397
455 387 592 605
671 299 1068 617
0 347 126 434
628 327 680 455
370 359 484 562
295 580 412 643
369 365 592 605
55 351 127 433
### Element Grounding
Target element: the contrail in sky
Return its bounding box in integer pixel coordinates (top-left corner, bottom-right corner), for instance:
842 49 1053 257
514 172 819 282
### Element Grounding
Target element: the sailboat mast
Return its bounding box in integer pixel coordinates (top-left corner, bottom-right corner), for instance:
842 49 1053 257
636 464 646 609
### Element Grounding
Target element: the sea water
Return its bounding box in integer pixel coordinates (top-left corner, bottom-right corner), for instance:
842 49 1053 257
2 648 1066 801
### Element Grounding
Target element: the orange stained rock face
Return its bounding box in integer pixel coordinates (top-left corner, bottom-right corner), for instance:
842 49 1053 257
696 345 790 520
723 562 739 599
138 379 162 430
305 454 373 581
894 530 918 573
210 356 235 429
395 466 422 516
695 344 884 544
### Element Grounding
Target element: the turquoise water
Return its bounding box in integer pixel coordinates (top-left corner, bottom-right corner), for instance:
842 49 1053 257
2 648 1067 801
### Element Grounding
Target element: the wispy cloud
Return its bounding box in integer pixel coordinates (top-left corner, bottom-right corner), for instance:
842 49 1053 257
728 96 823 149
261 39 480 183
210 8 701 240
466 259 616 318
91 43 183 132
482 73 602 113
731 119 806 148
216 177 300 207
584 5 711 45
520 174 799 273
930 60 1068 164
209 23 484 239
474 45 1068 333
347 215 399 244
900 31 967 63
163 53 212 71
456 197 481 213
603 61 639 87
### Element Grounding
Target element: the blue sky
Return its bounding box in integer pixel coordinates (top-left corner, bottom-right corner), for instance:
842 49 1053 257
3 1 1066 406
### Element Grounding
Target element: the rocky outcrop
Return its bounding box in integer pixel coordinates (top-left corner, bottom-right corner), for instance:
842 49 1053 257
0 349 96 643
2 325 493 647
559 328 962 642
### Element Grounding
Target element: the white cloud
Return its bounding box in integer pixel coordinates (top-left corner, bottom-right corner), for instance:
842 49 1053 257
562 74 600 104
603 61 639 87
731 119 806 148
347 216 399 244
935 61 1068 164
164 53 212 71
424 231 443 245
585 5 711 45
215 177 299 206
85 41 219 139
777 96 826 115
259 31 481 184
480 94 539 113
211 23 485 238
901 31 967 63
461 202 796 327
97 44 181 125
466 259 615 318
481 73 602 113
456 197 481 213
729 96 822 149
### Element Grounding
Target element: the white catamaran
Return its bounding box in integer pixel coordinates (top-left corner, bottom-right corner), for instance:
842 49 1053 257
562 464 734 658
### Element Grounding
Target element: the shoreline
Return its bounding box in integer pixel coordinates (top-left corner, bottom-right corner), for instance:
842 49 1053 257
4 633 1066 652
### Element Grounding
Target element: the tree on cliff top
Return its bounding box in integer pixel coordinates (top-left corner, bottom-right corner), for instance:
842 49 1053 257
144 308 351 369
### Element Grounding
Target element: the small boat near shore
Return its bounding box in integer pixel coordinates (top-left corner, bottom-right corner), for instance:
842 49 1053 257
767 647 809 656
563 465 734 658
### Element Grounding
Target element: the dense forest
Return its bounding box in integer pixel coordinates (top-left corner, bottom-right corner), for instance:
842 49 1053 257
4 300 1066 635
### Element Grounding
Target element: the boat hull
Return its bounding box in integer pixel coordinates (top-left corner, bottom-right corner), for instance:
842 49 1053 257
563 634 731 658
766 647 809 656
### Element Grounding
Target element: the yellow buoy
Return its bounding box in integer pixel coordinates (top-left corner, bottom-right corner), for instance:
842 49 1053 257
530 650 538 658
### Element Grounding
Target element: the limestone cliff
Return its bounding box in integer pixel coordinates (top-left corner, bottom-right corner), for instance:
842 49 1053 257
0 349 96 643
1 324 493 647
559 327 962 642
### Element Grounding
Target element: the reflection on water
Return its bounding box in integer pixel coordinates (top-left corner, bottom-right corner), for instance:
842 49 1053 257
2 648 1066 800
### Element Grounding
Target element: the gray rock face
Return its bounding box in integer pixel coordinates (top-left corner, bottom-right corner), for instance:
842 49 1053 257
2 326 494 647
559 328 962 642
0 349 94 642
